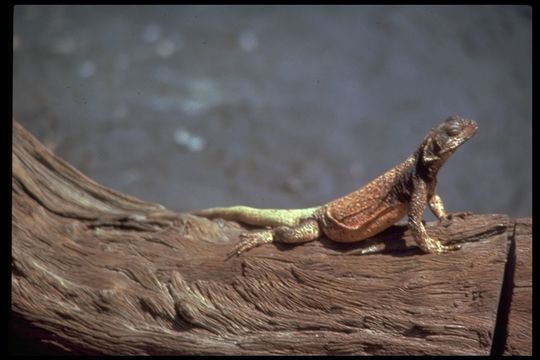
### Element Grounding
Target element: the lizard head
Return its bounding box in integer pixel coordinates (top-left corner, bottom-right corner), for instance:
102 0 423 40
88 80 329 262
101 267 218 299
420 115 478 168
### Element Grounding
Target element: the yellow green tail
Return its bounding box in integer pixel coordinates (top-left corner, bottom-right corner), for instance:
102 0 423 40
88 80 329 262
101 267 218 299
193 205 320 227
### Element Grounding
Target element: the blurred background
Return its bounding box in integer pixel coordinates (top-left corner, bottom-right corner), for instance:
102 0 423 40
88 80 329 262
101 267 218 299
12 5 531 219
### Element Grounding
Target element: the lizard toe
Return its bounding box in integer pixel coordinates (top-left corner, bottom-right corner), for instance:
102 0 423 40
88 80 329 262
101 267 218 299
419 237 461 254
446 211 472 220
228 230 274 257
432 242 461 254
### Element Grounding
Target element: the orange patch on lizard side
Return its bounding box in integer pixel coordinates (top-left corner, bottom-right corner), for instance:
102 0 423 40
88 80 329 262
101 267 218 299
322 203 408 243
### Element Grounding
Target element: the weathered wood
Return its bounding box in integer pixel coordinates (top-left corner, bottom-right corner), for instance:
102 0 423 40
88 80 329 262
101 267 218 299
502 218 532 355
11 120 528 355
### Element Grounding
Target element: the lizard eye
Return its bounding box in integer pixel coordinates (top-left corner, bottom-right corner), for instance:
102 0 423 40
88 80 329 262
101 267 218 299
445 122 462 136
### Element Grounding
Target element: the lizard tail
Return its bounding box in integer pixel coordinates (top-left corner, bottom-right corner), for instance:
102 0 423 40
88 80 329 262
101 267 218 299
193 205 320 227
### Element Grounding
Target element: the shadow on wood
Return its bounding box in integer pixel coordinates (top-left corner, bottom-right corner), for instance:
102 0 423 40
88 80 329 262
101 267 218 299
11 121 530 355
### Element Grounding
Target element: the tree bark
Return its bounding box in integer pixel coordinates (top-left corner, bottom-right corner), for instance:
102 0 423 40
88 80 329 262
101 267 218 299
11 120 530 355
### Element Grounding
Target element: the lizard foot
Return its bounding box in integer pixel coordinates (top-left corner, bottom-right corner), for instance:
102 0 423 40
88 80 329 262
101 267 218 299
438 211 472 227
445 211 472 220
227 230 274 258
444 211 472 220
418 237 461 254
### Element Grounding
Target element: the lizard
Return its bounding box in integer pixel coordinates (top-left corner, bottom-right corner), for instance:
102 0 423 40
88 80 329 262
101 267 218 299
194 116 478 256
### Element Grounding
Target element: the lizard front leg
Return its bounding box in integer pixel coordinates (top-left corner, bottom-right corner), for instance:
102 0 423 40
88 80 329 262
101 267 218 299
428 194 448 219
229 218 321 257
429 193 471 221
409 183 460 254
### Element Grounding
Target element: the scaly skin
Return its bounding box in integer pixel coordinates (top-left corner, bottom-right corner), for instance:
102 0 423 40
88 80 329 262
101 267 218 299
194 116 478 256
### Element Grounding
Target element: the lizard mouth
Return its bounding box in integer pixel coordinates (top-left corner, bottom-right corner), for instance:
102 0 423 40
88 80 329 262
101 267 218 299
452 119 478 150
463 119 479 138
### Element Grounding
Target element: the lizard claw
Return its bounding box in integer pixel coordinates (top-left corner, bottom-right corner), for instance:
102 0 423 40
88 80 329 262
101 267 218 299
428 242 461 254
445 211 472 220
418 237 461 254
225 230 274 259
438 211 472 227
433 242 461 254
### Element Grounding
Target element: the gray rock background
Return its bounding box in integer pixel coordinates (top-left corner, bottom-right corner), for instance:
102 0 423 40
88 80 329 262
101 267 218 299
13 5 531 219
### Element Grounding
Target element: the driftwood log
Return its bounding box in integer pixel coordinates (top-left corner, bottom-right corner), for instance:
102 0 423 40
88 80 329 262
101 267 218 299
11 120 531 355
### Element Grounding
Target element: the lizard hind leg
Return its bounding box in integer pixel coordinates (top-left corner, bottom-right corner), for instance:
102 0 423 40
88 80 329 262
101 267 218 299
228 218 321 258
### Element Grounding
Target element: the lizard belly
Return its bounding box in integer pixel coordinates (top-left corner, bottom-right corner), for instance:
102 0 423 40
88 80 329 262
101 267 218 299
321 203 408 243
